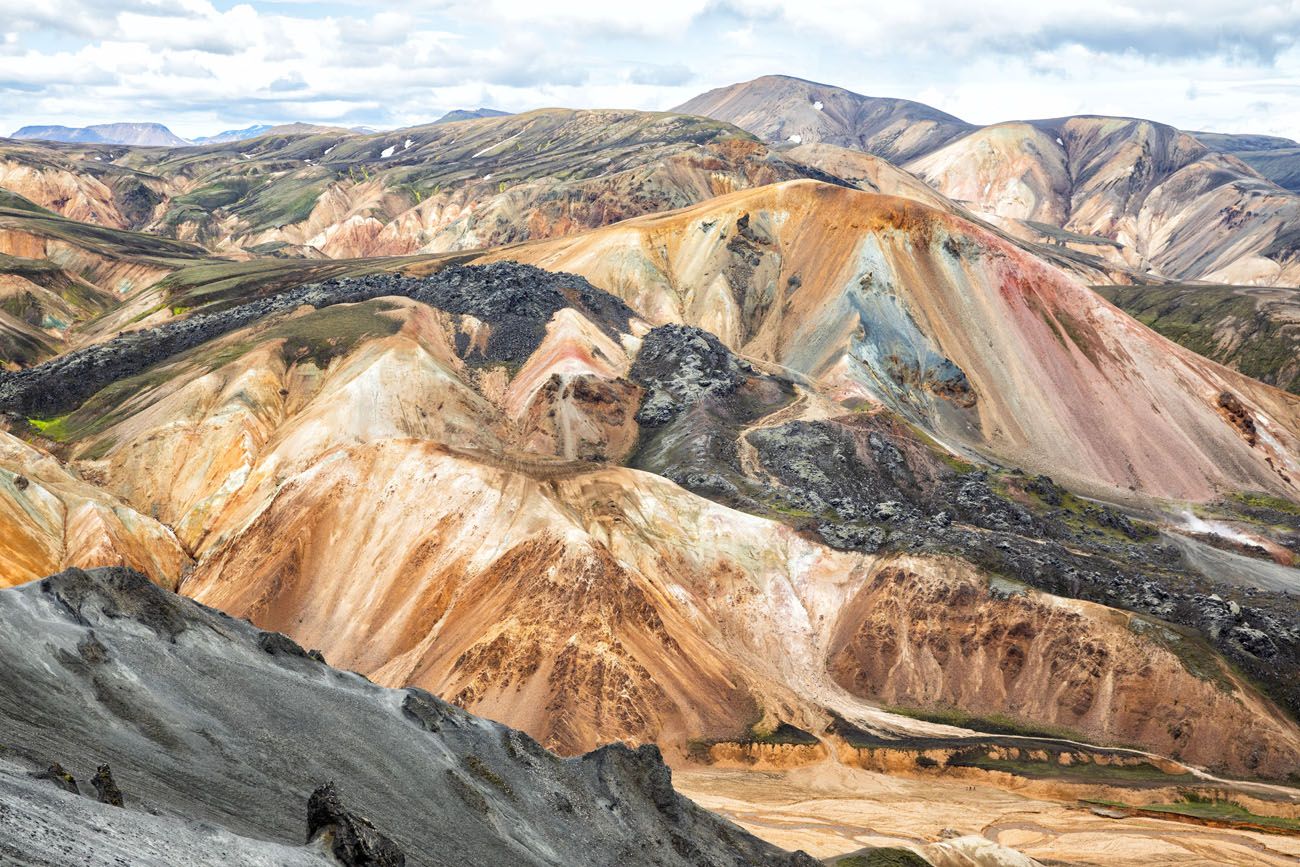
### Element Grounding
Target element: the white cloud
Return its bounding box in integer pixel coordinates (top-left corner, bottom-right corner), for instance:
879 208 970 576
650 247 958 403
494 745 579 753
453 0 708 37
0 0 1297 141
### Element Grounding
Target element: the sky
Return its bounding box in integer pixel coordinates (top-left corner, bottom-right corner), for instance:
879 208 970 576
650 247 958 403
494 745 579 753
1 0 1298 141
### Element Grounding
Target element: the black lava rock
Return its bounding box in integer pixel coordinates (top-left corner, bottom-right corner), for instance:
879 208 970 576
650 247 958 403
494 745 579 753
306 781 406 866
631 324 748 426
30 762 78 795
0 263 634 419
92 764 123 807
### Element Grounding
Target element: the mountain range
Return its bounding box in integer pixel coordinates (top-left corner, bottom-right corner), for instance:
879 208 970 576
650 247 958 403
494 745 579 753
11 113 513 149
677 75 1300 285
11 122 191 148
2 75 1300 866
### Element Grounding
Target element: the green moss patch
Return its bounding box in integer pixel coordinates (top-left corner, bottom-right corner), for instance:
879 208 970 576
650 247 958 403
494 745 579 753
883 704 1089 743
27 414 73 441
463 754 516 802
953 753 1196 786
1144 795 1300 832
1128 616 1237 692
1227 491 1300 517
829 848 931 867
1087 793 1300 833
1096 284 1300 394
274 301 403 368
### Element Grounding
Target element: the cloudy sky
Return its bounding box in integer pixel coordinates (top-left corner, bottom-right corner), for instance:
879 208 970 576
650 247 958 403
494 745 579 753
2 0 1298 141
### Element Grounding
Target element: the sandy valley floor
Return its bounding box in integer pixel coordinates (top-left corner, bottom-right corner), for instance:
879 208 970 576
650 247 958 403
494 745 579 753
675 764 1300 866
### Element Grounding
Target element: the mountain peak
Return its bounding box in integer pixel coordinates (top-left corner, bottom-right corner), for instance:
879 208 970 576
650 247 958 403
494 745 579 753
673 75 972 162
435 107 512 124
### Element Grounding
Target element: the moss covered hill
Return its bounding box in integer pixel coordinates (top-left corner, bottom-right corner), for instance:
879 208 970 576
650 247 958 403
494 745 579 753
4 109 840 259
0 188 213 367
1193 131 1300 194
1097 284 1300 394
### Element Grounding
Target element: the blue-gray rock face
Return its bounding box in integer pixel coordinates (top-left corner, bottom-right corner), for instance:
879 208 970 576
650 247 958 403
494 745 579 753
0 566 816 867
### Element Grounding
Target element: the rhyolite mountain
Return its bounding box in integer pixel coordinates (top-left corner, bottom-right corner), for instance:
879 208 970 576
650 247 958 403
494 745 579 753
3 78 1300 866
1193 130 1300 193
674 75 974 162
676 75 1300 287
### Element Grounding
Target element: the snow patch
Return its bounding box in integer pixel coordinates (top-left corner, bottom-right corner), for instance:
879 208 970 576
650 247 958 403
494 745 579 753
471 132 519 159
482 174 493 181
403 138 413 150
324 145 335 155
813 100 823 111
93 156 102 161
787 134 802 144
1056 137 1064 146
380 145 396 158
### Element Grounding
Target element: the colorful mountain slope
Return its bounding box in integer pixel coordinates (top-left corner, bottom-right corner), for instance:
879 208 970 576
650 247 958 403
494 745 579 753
3 258 1298 780
493 180 1300 502
673 75 973 162
676 76 1300 286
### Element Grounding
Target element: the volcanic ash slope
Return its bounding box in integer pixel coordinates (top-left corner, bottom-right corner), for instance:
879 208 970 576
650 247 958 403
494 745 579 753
0 565 815 867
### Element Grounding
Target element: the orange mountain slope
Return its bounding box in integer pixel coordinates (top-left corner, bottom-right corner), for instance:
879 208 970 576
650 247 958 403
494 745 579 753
488 180 1300 502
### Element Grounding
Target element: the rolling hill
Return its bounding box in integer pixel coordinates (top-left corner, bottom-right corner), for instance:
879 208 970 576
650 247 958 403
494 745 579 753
675 76 1300 286
4 84 1300 866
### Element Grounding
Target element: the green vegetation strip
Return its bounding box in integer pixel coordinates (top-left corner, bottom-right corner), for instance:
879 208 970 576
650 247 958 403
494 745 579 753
958 755 1196 786
1095 284 1300 393
1085 795 1300 833
883 705 1088 742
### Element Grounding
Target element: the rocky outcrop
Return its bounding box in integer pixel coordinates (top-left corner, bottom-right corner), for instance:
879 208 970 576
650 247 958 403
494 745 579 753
42 566 192 640
631 325 751 426
92 764 123 807
306 782 405 867
30 762 79 794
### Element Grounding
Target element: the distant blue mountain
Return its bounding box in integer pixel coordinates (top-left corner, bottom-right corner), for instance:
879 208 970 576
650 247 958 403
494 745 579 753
10 122 190 147
192 124 277 145
434 108 511 124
